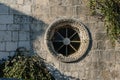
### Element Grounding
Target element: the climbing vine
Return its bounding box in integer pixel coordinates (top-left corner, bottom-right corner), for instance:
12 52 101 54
0 54 55 80
89 0 120 43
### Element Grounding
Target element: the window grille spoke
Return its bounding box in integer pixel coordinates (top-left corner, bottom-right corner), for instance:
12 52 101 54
66 45 68 56
69 44 77 52
52 40 63 42
69 32 77 39
52 27 81 56
57 32 64 39
70 41 81 43
57 45 64 51
66 28 68 37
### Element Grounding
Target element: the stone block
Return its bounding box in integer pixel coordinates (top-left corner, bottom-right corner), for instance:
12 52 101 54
57 6 66 17
108 50 116 63
0 52 9 60
24 0 34 5
116 51 120 64
49 6 58 17
18 41 31 50
78 68 85 79
7 24 20 31
0 42 5 51
61 0 72 6
20 24 30 31
0 15 13 24
0 0 17 4
6 41 17 51
17 0 24 4
0 31 11 41
95 32 107 40
14 15 30 24
59 62 70 72
18 5 31 15
95 22 106 33
34 0 49 5
93 40 106 50
12 31 19 41
105 40 114 49
65 6 75 17
0 4 9 14
76 6 89 17
98 51 108 62
91 51 99 62
116 64 120 79
64 72 71 77
19 31 30 40
115 41 120 51
9 5 21 15
30 23 46 32
9 51 15 57
101 51 110 62
71 72 79 78
71 0 82 5
61 0 82 6
49 0 62 6
0 24 7 30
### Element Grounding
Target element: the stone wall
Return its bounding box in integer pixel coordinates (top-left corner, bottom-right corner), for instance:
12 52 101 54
0 0 31 59
0 0 120 80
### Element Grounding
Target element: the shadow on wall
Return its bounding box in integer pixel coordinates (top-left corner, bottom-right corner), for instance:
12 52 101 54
0 3 81 80
46 63 80 80
0 3 47 60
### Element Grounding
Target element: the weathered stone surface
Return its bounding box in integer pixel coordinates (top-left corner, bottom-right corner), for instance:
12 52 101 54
0 4 9 14
6 42 17 51
19 31 30 40
57 6 66 16
18 41 30 50
17 0 24 4
115 41 120 51
7 24 20 31
0 0 119 80
0 42 5 51
0 52 9 60
0 25 7 30
20 24 30 31
12 31 19 41
0 31 11 41
18 5 31 15
95 32 107 40
14 15 30 23
0 15 13 24
65 6 75 17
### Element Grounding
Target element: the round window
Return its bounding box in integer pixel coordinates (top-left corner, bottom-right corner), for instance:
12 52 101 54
45 19 90 62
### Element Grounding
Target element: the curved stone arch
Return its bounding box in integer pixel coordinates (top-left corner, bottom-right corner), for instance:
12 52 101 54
44 18 90 62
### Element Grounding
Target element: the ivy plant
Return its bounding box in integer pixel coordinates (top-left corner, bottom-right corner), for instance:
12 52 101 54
89 0 120 44
0 54 54 80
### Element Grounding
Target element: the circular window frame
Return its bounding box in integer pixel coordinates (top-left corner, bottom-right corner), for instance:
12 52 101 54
44 18 90 62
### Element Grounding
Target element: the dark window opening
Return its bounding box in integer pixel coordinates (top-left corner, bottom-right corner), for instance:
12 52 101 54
51 26 81 56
